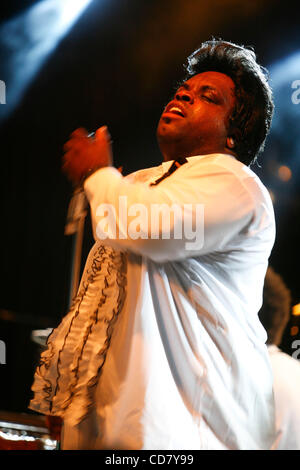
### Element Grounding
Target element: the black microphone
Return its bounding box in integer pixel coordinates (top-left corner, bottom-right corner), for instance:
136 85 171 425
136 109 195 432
64 130 95 235
64 186 88 236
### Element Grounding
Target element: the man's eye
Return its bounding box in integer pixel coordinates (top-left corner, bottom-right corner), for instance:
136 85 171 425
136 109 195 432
202 95 215 103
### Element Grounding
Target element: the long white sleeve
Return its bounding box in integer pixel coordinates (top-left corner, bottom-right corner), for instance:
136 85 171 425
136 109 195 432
83 154 256 262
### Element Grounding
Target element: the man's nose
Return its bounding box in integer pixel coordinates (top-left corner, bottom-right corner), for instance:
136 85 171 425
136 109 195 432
175 89 193 104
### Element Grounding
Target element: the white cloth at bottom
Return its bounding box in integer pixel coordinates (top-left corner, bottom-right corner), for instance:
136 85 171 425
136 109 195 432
268 345 300 450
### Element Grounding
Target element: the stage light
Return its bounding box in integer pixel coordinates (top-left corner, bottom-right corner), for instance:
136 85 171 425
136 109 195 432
277 165 292 182
290 326 299 336
269 51 300 159
292 303 300 316
0 0 93 121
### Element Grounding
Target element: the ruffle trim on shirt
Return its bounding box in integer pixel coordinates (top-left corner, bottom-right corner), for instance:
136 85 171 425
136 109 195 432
29 244 127 425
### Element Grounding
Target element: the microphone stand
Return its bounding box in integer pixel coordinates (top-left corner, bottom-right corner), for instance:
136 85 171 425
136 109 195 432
64 186 88 305
31 187 88 346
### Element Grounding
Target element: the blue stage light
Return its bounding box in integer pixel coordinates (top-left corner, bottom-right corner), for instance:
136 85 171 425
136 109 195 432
269 51 300 151
0 0 93 121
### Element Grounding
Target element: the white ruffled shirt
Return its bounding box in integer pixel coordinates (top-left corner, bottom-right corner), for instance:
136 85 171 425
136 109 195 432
30 153 276 450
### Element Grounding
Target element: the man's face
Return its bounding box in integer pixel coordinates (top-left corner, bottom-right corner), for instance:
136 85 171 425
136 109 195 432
156 71 236 160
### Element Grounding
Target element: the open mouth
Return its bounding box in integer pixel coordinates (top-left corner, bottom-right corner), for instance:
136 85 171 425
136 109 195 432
164 104 185 118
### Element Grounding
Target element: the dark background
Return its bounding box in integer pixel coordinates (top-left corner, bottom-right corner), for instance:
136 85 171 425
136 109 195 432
0 0 299 413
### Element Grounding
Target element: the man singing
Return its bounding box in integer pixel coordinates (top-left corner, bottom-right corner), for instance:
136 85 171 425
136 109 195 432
29 39 277 450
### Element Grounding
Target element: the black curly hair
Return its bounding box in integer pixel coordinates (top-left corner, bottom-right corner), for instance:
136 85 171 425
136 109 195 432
258 267 291 346
184 39 274 166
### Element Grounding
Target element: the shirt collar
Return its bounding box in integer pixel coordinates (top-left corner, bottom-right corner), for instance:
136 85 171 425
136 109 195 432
161 152 236 171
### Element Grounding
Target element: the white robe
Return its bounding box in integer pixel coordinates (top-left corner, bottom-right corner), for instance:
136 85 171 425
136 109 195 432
30 153 276 450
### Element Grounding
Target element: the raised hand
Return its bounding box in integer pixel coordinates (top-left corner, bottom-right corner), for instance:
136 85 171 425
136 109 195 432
62 126 113 186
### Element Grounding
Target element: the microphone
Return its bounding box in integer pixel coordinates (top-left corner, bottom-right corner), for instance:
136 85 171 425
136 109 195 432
64 127 115 301
64 130 95 235
64 186 88 236
64 129 99 302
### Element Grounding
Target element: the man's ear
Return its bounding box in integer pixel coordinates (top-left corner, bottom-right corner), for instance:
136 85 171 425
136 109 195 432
226 128 241 150
226 136 235 149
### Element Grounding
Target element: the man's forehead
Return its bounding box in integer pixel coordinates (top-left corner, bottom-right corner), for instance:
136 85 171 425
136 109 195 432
184 71 235 91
